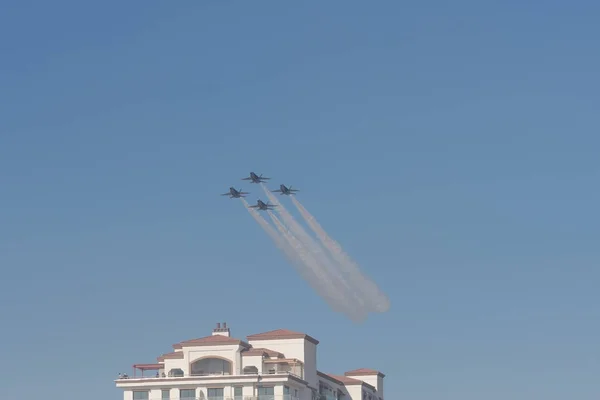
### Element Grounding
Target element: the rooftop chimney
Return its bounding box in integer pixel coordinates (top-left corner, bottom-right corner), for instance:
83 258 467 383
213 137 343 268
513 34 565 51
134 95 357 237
212 321 231 337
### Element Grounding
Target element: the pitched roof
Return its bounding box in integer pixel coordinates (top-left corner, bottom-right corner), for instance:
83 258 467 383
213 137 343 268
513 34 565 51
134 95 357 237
246 329 319 345
173 335 250 348
133 363 163 370
241 347 284 358
344 368 386 378
317 371 377 391
156 351 184 362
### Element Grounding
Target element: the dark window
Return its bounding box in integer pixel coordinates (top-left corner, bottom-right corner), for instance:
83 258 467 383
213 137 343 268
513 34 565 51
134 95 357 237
234 387 243 400
133 392 149 400
258 386 275 400
208 388 224 399
161 389 170 399
168 368 184 377
243 365 259 374
180 389 195 399
191 357 232 376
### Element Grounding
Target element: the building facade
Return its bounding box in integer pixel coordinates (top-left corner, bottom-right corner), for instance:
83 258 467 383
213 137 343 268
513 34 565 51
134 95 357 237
115 323 385 400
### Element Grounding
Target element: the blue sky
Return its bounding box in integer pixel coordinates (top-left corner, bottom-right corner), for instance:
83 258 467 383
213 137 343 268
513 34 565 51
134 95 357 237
1 0 599 399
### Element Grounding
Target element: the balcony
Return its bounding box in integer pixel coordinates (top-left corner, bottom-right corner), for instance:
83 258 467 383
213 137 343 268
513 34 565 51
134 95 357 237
130 396 299 400
116 370 302 381
263 359 303 379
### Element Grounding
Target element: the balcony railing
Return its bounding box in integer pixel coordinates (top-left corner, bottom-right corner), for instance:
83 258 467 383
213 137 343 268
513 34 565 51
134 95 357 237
117 371 302 380
133 396 299 400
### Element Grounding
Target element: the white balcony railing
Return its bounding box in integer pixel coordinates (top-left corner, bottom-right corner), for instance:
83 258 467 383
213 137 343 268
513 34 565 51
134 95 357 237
117 371 302 380
135 396 299 400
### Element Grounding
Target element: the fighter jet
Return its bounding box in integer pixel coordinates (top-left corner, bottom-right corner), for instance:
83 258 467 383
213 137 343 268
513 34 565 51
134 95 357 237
271 184 299 196
220 187 250 198
248 199 277 211
242 172 271 184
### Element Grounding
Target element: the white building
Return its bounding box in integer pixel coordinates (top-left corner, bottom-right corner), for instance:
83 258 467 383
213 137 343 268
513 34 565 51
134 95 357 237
115 323 385 400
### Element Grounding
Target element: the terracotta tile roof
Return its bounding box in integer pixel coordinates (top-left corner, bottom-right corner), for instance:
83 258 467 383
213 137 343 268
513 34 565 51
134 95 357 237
246 329 319 345
173 335 250 348
345 368 386 378
133 363 163 370
156 351 184 362
241 347 284 358
317 371 376 391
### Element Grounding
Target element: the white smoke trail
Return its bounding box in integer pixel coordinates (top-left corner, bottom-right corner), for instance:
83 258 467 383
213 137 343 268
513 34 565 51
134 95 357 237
261 184 369 321
240 197 313 282
291 196 390 313
241 198 344 311
267 211 350 314
240 198 293 258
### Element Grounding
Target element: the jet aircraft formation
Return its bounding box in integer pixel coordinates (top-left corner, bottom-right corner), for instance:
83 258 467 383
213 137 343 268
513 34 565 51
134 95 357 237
220 171 391 323
222 172 299 210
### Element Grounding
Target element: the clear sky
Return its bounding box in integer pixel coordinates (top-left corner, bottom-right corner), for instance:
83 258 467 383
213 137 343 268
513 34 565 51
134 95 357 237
1 1 599 399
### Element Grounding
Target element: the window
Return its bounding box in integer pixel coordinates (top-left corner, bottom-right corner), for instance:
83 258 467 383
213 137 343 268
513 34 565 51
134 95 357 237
207 388 224 399
243 365 259 374
258 386 274 400
133 392 149 400
284 386 290 394
190 357 232 375
161 389 170 399
234 387 243 400
180 389 196 399
168 368 184 377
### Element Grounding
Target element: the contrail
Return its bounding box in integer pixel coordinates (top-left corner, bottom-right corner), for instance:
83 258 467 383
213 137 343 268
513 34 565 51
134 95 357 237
291 196 390 313
241 198 344 312
267 210 352 315
240 198 293 258
240 197 312 279
261 184 369 320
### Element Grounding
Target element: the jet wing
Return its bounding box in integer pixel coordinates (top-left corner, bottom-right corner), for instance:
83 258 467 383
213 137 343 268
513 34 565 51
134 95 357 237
220 193 232 196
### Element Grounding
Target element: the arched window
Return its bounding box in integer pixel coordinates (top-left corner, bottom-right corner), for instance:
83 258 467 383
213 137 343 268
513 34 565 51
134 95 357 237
243 365 258 374
168 368 184 377
190 357 232 376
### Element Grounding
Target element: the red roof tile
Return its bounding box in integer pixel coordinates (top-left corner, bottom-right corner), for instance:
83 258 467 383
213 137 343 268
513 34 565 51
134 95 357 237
317 371 377 391
157 351 184 362
133 363 163 370
246 329 319 345
241 348 284 357
344 368 385 378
